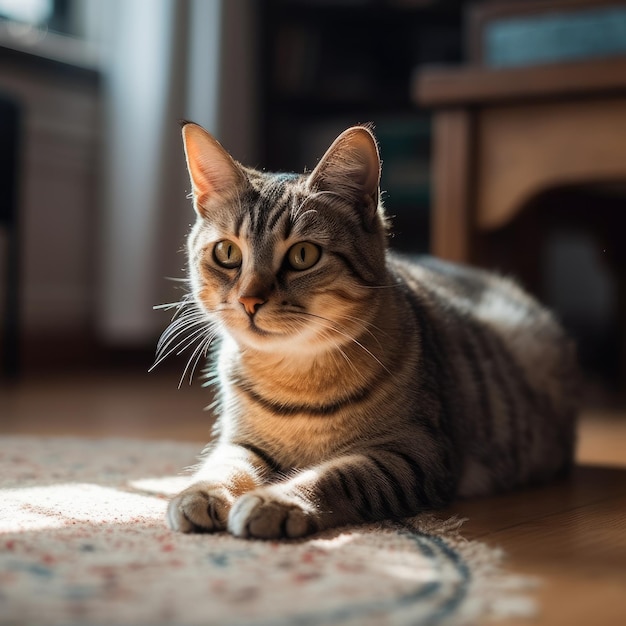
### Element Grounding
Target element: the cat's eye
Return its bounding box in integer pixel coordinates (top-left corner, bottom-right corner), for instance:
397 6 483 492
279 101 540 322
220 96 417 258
287 242 321 271
213 240 242 269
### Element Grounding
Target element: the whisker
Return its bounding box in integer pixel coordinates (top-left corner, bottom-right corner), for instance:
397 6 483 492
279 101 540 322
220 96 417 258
164 276 190 283
157 309 203 332
154 291 193 309
151 322 210 372
321 331 361 378
152 293 215 384
179 331 217 388
300 312 392 376
335 312 385 345
153 301 184 311
158 311 203 329
156 314 206 352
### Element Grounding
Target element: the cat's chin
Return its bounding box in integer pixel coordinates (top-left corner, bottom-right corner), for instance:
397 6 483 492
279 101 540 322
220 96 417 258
225 323 334 358
229 329 308 353
216 306 358 357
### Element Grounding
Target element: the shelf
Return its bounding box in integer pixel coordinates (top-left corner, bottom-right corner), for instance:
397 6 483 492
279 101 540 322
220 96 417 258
258 0 466 253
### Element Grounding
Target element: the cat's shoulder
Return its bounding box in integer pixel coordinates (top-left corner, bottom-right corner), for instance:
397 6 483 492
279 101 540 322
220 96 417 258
388 252 503 296
386 252 543 320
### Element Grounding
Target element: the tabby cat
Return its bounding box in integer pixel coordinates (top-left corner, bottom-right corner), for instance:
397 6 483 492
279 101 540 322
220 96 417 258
162 122 578 539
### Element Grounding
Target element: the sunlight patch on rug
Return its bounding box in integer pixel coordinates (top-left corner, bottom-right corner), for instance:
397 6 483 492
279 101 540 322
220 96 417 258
0 436 536 626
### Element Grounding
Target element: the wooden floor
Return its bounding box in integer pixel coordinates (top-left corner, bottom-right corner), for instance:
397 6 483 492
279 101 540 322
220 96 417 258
2 366 625 626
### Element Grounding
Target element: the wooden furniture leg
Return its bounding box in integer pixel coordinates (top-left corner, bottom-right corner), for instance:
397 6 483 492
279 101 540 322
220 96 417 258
430 110 473 264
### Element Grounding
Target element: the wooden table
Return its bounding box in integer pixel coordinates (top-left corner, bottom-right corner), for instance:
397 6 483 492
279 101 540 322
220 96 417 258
413 56 626 265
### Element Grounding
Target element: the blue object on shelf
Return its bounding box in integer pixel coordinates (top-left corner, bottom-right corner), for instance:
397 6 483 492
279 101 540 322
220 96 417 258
485 6 626 68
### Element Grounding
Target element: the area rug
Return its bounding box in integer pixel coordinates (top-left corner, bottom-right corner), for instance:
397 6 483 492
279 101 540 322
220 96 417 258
0 436 535 625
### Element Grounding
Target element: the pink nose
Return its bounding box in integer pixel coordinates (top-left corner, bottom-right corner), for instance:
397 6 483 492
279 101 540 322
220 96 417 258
238 295 266 316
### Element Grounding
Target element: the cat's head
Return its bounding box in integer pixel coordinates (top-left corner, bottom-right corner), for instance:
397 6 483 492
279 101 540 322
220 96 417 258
181 122 389 356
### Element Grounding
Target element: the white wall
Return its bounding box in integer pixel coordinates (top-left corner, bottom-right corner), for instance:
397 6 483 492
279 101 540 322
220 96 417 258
98 0 260 345
0 54 99 336
0 0 260 347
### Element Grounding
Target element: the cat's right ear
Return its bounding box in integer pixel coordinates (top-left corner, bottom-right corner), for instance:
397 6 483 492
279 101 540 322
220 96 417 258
181 122 245 215
306 126 381 228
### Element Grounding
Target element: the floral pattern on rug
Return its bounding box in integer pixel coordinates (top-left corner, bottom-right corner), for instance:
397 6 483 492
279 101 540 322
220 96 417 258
0 436 534 626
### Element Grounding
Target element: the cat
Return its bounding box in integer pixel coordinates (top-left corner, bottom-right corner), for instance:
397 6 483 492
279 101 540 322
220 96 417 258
162 122 578 540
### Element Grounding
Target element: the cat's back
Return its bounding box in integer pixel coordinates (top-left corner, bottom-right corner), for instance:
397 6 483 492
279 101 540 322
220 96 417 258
390 254 577 399
391 254 568 351
392 254 541 322
389 254 578 493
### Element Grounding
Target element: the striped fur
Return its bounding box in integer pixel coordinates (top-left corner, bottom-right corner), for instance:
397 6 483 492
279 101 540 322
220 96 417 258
165 123 578 539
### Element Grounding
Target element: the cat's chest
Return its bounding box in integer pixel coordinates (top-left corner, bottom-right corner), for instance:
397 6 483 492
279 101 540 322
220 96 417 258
242 411 356 468
218 344 378 466
226 381 363 467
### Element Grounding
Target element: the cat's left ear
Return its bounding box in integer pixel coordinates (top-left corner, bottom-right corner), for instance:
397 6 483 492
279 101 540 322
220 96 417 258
307 126 381 225
181 122 245 216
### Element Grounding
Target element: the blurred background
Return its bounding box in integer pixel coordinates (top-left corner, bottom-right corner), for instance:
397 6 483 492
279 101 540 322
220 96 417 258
1 0 626 416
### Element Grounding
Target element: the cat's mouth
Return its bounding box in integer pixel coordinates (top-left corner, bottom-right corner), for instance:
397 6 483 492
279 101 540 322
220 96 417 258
235 305 308 337
233 310 317 347
247 318 278 337
217 303 329 348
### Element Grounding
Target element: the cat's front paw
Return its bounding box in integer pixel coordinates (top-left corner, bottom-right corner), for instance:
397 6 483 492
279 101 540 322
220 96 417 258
228 487 318 540
167 482 233 533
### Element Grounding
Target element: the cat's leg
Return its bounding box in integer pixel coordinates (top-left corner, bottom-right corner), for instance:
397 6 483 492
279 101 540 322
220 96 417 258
167 443 272 533
228 447 454 539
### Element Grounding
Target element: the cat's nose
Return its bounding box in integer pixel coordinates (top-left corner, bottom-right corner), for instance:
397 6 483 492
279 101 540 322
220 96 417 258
238 295 266 316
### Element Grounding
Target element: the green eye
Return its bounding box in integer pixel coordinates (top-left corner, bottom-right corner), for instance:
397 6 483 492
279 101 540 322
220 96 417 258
213 240 242 269
287 242 321 271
